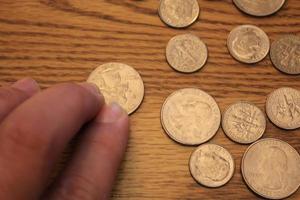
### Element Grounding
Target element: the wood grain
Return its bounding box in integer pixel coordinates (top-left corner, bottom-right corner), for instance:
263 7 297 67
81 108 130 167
0 0 299 199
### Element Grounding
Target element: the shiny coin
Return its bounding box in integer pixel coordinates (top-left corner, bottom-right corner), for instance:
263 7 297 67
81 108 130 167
266 87 300 130
270 35 300 75
161 88 221 145
233 0 285 17
242 138 300 199
158 0 200 28
87 62 144 114
222 102 266 144
166 34 208 73
189 144 235 187
227 25 270 64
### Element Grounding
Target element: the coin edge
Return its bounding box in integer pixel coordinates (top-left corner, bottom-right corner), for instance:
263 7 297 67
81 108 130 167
160 88 221 145
227 25 270 64
158 0 200 28
189 143 235 188
222 101 266 144
232 0 286 17
241 138 300 199
166 34 208 73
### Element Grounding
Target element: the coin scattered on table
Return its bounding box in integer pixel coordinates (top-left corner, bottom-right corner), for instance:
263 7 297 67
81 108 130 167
227 25 270 64
87 62 144 115
158 0 200 28
189 144 235 188
166 34 208 73
242 138 300 199
222 102 266 144
233 0 285 17
266 87 300 130
161 88 221 145
270 35 300 75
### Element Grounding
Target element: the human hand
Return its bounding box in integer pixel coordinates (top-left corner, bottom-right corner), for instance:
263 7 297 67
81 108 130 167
0 78 129 200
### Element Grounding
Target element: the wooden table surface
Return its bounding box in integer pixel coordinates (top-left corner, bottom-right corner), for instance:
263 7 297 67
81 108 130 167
0 0 299 199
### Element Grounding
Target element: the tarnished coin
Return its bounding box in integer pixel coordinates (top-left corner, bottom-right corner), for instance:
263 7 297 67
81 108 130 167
233 0 285 17
270 35 300 75
158 0 200 28
266 87 300 130
189 144 235 187
161 88 221 145
87 62 144 114
227 25 270 64
222 102 266 144
166 34 208 73
242 138 300 199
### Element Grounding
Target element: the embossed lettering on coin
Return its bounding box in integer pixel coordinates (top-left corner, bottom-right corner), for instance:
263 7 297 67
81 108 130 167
266 87 300 130
222 102 266 144
87 63 144 114
242 138 300 199
166 34 208 73
158 0 200 28
270 35 300 75
227 25 270 64
189 144 235 187
233 0 285 17
161 88 221 145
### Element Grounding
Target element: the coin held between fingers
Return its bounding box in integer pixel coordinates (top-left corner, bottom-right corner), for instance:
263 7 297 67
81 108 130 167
87 63 144 115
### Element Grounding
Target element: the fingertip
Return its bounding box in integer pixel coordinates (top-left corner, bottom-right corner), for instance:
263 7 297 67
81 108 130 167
96 102 128 124
79 82 103 102
44 104 130 200
11 78 40 96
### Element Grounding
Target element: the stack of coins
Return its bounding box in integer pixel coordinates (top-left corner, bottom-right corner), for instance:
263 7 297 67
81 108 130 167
86 0 300 198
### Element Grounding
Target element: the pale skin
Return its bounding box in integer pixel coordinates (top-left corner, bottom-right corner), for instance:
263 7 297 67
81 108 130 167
0 78 129 200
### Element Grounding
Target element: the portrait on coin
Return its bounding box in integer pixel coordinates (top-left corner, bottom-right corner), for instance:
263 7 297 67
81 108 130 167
164 0 194 20
233 30 261 60
93 68 130 105
194 151 230 182
251 146 288 190
169 98 213 137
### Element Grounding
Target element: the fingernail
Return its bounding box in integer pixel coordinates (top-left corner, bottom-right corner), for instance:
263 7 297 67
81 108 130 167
80 82 102 99
100 103 126 123
12 78 40 96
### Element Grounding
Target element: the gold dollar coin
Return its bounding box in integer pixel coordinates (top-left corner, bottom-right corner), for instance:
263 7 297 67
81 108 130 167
227 25 270 64
270 35 300 75
222 102 266 144
233 0 285 17
242 138 300 199
166 34 208 73
87 62 144 114
158 0 200 28
189 144 235 188
266 87 300 130
161 88 221 145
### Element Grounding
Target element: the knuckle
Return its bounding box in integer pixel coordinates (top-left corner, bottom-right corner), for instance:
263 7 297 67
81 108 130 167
0 87 14 101
0 87 25 108
0 87 27 119
3 119 48 154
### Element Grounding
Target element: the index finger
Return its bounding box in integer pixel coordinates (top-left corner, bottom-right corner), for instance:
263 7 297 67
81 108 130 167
0 82 104 200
